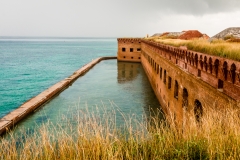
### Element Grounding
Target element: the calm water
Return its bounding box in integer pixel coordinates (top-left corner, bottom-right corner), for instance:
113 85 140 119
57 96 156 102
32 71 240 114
11 60 161 136
0 38 117 118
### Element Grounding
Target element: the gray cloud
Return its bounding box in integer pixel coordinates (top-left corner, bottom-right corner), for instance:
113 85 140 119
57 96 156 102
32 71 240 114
127 0 240 15
0 0 239 37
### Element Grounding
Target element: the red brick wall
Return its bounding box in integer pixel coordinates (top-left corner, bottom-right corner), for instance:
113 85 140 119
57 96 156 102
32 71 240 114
117 38 142 62
118 38 240 124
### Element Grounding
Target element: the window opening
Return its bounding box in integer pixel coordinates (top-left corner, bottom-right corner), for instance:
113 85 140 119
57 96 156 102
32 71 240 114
168 77 172 89
174 81 179 99
163 70 166 84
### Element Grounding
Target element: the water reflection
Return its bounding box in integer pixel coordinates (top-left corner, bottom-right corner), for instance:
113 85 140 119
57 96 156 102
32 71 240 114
117 61 163 121
117 62 141 83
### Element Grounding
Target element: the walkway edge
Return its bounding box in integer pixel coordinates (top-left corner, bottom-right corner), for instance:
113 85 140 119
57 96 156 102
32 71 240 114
0 56 117 135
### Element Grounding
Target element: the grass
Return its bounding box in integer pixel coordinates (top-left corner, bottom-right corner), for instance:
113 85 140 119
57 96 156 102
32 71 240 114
1 105 240 160
146 37 240 61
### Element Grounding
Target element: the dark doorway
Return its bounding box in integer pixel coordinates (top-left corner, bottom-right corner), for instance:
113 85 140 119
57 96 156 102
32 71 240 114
194 100 203 123
182 88 188 110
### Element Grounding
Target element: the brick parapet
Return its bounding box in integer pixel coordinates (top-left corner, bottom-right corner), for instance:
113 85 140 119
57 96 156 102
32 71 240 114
141 39 240 100
117 38 142 42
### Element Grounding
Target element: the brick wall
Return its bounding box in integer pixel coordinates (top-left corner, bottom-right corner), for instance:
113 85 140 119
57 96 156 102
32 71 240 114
117 38 240 124
117 38 142 62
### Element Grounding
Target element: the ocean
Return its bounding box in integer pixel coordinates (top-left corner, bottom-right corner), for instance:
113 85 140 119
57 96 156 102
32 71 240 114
0 37 117 118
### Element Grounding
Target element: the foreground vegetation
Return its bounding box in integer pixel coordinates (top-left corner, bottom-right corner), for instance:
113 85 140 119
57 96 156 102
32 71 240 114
1 106 240 160
147 37 240 61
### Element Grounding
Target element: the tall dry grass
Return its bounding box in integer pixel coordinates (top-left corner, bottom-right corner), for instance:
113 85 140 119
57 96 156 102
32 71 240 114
149 38 240 61
1 105 240 160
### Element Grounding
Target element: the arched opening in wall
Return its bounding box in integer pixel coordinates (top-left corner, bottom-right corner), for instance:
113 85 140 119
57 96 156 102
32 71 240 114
223 61 228 80
182 88 188 110
168 76 172 89
198 69 201 77
174 80 179 99
131 57 133 59
130 48 133 52
218 79 224 89
191 53 194 66
200 55 203 70
157 64 159 74
230 63 236 84
214 59 219 77
204 56 208 71
123 56 126 59
188 52 191 64
122 48 126 52
194 100 203 123
138 57 141 59
186 52 189 63
194 54 198 68
209 58 213 73
160 67 162 79
163 70 166 84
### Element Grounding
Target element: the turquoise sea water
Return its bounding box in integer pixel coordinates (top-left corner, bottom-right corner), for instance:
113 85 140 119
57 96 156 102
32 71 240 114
0 38 117 118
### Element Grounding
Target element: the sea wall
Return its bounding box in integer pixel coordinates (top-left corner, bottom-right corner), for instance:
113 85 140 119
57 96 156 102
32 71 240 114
0 57 116 135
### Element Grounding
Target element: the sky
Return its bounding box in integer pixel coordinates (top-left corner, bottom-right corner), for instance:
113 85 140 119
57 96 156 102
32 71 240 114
0 0 240 37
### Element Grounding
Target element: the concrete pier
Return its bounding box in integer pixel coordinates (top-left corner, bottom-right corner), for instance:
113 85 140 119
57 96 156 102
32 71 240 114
0 56 117 135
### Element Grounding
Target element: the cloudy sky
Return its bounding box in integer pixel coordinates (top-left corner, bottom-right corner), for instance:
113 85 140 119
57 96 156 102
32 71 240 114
0 0 240 37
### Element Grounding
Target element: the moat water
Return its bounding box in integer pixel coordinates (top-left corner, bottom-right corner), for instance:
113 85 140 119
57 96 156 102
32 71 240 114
9 60 161 137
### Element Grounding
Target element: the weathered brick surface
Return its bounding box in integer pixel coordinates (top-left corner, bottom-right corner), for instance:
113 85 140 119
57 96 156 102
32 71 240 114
142 39 240 100
117 38 142 62
118 38 240 123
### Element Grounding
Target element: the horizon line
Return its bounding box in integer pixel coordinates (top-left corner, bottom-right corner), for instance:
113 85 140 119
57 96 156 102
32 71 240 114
0 36 119 39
